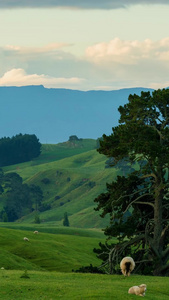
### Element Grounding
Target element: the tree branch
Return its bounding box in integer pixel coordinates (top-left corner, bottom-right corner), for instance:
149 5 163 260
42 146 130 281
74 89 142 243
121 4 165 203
123 193 154 215
162 245 169 260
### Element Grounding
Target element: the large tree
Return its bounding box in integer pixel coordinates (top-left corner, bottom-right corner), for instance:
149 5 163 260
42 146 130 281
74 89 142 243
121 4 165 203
94 89 169 276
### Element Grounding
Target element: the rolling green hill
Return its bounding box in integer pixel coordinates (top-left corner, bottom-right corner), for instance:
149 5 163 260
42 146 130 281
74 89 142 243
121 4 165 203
2 138 119 228
0 225 106 272
1 141 168 300
0 224 168 299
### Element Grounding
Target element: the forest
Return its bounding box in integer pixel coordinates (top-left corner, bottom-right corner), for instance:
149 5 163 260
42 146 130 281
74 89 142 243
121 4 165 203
0 133 41 167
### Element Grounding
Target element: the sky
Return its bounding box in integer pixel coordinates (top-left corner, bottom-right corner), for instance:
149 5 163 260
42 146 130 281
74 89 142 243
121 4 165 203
1 1 169 90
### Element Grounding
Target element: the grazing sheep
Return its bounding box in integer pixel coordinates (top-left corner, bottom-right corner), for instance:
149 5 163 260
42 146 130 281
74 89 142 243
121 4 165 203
128 284 147 296
120 256 135 276
34 231 39 234
23 237 29 241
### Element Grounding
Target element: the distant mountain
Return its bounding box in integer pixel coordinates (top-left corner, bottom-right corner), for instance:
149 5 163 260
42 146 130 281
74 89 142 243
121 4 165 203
0 85 153 143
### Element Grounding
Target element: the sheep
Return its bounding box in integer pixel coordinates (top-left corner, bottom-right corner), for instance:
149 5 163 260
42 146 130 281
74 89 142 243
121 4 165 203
34 231 39 234
128 284 147 296
23 237 29 241
120 256 135 276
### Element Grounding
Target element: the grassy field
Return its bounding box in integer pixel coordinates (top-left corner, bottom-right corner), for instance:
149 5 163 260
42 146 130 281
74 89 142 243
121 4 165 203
1 141 168 299
0 225 107 272
0 270 169 300
2 139 117 228
0 224 168 299
3 139 98 173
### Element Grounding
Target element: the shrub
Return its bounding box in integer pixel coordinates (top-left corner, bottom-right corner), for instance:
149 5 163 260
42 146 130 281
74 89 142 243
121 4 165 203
41 178 50 184
73 264 104 274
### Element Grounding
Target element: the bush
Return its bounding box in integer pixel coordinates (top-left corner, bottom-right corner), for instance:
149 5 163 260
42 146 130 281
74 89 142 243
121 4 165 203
41 178 50 184
20 270 30 279
73 264 105 274
39 203 51 212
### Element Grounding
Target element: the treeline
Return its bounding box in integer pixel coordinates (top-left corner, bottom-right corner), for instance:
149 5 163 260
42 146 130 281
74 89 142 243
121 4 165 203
0 134 41 167
0 169 44 222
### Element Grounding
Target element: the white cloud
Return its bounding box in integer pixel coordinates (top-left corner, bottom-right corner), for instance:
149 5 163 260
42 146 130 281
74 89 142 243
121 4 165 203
1 38 169 91
84 37 169 90
85 37 169 65
0 69 84 89
4 43 70 55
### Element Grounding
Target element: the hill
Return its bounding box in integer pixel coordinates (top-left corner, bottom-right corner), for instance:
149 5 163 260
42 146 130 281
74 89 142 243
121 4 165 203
0 85 153 143
2 138 117 228
0 225 106 272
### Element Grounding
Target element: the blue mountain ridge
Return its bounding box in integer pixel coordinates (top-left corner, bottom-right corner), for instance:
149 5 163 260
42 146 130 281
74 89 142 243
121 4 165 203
0 85 153 143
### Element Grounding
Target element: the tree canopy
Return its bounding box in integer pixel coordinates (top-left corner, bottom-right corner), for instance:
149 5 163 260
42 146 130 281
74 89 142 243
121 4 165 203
94 89 169 276
0 169 43 222
0 133 41 167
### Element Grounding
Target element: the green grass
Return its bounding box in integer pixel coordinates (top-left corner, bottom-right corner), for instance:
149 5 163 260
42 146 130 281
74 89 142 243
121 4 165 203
0 226 168 299
1 140 168 299
2 146 115 227
3 139 97 173
0 271 168 299
0 226 106 272
1 139 122 227
0 223 105 238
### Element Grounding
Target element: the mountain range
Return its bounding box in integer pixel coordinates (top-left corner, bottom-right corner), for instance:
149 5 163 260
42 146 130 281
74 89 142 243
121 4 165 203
0 85 153 143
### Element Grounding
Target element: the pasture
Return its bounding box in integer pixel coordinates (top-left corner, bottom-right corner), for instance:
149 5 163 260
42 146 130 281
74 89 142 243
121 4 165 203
0 271 169 300
0 226 106 272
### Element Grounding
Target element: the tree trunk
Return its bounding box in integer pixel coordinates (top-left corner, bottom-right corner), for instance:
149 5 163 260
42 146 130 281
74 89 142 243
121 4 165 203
152 176 164 275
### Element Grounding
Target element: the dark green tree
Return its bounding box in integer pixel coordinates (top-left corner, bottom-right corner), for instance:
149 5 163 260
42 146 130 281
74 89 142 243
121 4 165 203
63 212 70 227
3 173 32 221
30 184 43 211
0 168 4 194
0 172 43 222
0 133 41 167
69 135 79 142
34 213 41 224
95 89 169 276
2 211 8 222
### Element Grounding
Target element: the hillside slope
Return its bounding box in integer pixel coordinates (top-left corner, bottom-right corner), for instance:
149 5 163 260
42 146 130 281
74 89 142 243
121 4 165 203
16 150 114 227
0 226 106 272
3 139 117 228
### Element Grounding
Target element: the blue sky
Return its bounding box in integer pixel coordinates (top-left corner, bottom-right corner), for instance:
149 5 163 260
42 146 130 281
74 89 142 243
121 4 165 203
1 1 169 90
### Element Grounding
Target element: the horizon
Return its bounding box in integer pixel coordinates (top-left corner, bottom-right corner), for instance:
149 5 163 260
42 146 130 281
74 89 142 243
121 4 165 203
0 83 156 92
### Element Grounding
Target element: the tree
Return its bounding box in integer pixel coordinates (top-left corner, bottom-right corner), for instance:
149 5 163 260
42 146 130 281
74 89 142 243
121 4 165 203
0 172 43 222
30 184 43 211
0 134 41 167
69 135 79 142
63 212 70 227
94 89 169 276
34 213 41 224
3 173 32 221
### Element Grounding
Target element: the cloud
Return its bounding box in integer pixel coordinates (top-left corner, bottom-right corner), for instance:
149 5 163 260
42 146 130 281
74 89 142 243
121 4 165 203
0 0 169 9
84 37 169 90
0 69 84 89
3 43 71 61
85 37 169 65
5 43 69 54
0 43 76 77
1 38 169 91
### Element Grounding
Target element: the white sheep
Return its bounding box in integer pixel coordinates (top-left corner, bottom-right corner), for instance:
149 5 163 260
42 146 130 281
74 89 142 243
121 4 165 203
120 256 135 276
23 237 29 242
128 284 147 296
34 231 39 234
